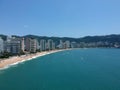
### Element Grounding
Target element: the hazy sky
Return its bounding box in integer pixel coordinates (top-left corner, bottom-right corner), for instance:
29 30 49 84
0 0 120 37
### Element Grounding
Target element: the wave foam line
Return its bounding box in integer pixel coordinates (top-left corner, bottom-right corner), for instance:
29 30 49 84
0 50 65 70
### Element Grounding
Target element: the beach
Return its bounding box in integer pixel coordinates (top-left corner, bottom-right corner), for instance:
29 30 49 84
0 50 63 69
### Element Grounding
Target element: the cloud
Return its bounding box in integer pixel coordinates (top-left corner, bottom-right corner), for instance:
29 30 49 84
23 25 29 28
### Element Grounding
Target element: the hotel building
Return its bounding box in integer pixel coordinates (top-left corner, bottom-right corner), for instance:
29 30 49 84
24 38 37 53
40 39 46 51
47 39 55 50
63 40 71 49
0 37 4 53
4 36 21 54
71 42 77 48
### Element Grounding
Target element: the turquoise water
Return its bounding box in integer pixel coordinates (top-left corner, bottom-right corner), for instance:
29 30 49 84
0 48 120 90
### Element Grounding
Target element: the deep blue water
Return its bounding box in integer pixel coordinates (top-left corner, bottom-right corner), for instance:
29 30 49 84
0 48 120 90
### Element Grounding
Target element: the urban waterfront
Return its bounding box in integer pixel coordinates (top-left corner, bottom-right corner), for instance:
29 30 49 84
0 48 120 90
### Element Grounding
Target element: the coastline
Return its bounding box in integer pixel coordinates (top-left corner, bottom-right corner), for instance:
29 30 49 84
0 49 65 70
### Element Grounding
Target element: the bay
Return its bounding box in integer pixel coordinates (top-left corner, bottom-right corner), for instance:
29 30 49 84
0 48 120 90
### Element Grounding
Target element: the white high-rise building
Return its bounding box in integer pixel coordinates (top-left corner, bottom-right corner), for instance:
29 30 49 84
59 40 63 49
0 37 4 53
64 40 70 48
71 42 77 48
40 39 46 51
5 37 21 54
52 42 55 50
30 38 37 53
24 38 37 53
36 40 40 51
47 39 54 50
21 38 25 52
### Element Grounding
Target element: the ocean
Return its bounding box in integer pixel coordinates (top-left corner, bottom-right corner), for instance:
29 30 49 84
0 48 120 90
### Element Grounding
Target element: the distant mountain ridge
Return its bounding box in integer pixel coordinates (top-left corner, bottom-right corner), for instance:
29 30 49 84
79 34 120 43
0 34 120 44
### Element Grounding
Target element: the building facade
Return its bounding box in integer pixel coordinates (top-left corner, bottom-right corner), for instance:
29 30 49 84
0 37 4 53
30 38 37 53
40 39 46 51
24 38 37 53
63 40 71 49
4 37 21 54
71 42 77 48
47 39 55 50
21 38 25 52
59 40 64 49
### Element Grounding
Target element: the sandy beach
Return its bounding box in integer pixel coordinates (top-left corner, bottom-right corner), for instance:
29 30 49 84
0 50 64 69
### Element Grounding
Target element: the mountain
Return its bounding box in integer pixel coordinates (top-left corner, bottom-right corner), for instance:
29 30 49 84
78 34 120 43
0 34 120 44
23 35 77 45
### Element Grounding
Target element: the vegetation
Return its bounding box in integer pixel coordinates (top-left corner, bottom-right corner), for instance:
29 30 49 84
0 51 11 58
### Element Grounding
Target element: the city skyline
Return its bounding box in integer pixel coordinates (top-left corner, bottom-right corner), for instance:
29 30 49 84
0 0 120 37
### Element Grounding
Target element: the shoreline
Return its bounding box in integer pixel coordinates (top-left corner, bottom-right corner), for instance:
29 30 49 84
0 49 65 70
